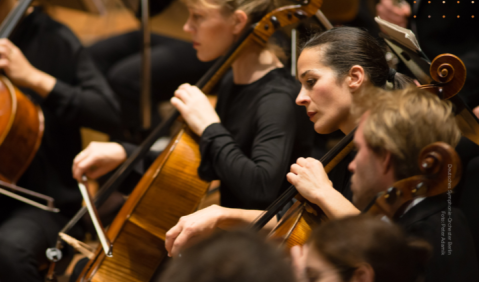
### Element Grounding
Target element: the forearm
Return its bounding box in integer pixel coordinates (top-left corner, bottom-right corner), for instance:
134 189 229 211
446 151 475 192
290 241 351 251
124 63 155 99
27 68 56 98
217 208 277 232
311 186 360 219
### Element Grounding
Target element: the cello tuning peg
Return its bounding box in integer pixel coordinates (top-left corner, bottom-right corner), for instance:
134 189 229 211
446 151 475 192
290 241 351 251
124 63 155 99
294 10 308 20
270 16 281 29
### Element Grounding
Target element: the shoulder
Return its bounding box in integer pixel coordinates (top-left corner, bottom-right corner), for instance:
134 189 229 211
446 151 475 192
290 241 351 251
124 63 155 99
255 68 301 102
30 8 83 54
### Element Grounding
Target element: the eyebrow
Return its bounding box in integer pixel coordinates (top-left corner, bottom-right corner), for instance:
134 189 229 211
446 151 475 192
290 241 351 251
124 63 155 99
299 70 311 79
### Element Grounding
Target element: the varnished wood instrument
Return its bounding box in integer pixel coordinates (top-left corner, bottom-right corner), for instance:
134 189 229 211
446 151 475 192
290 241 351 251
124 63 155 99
0 0 43 184
0 0 60 213
256 52 469 248
364 142 461 218
73 1 324 281
383 29 479 146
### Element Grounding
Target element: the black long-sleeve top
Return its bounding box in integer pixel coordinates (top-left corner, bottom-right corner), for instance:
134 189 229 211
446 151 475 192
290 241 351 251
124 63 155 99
5 8 122 217
121 68 314 210
198 68 314 210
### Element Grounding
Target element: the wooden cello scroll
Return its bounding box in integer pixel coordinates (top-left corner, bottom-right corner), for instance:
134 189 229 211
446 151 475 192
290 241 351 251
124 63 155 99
76 1 324 281
268 142 461 249
365 142 461 219
419 54 467 101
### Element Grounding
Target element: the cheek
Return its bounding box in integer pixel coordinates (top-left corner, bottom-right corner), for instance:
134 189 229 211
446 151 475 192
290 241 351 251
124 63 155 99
311 84 350 134
197 21 235 61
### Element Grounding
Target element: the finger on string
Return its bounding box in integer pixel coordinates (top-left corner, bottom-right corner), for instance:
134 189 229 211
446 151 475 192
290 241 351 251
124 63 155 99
290 163 302 174
171 97 188 113
171 231 196 257
173 89 190 102
165 224 183 256
286 172 298 185
296 157 307 166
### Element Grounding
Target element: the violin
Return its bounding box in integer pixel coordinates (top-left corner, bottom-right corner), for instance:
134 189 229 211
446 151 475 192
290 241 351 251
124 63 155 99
73 1 324 281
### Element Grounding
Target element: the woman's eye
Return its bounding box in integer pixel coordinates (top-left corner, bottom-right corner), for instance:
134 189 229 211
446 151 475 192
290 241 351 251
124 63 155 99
306 79 316 88
192 13 203 20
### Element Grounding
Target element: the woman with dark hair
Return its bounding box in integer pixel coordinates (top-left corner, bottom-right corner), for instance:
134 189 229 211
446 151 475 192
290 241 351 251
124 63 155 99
72 0 314 211
292 215 430 282
164 26 414 254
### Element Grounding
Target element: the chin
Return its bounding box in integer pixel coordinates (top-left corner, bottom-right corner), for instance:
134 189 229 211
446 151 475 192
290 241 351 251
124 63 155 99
197 51 220 63
314 123 336 135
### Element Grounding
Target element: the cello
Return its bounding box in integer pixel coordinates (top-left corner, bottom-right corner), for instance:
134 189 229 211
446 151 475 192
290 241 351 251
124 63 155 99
73 1 324 281
0 0 60 212
255 53 469 248
0 0 43 184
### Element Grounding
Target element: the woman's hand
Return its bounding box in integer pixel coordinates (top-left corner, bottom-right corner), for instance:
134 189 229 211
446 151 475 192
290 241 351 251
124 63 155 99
72 142 127 182
287 157 333 204
165 205 227 257
376 0 411 28
171 83 220 136
0 38 56 97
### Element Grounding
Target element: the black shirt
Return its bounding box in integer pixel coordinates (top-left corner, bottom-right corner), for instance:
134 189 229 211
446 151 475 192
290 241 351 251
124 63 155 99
5 8 121 217
198 68 314 210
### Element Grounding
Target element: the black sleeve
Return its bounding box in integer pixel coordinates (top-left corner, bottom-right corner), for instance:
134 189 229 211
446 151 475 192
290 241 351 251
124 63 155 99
120 141 160 175
198 93 299 206
41 48 122 137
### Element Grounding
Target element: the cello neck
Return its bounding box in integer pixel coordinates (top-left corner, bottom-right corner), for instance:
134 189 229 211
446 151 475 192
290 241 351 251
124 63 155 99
0 0 33 39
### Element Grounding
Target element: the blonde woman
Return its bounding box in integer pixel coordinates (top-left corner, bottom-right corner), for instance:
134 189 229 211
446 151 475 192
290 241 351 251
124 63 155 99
72 0 313 210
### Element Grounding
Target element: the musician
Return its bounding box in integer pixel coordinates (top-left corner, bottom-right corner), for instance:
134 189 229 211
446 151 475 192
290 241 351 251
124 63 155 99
166 86 479 281
0 1 121 281
164 26 413 255
163 27 477 280
72 0 314 211
158 229 295 282
290 87 479 282
88 0 215 141
291 215 431 282
376 0 479 263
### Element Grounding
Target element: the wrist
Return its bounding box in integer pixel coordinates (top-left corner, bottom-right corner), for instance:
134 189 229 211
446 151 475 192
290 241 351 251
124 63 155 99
310 184 334 207
29 68 56 98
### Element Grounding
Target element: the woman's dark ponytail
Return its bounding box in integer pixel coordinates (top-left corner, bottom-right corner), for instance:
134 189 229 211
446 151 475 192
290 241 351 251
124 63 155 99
302 27 414 90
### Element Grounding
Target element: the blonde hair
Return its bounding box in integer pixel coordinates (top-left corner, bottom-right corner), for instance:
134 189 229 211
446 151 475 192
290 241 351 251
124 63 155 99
352 87 461 180
182 0 291 24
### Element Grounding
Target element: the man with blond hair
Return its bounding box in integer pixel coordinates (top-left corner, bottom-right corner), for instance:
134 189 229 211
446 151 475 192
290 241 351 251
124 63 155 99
290 86 478 282
165 87 478 281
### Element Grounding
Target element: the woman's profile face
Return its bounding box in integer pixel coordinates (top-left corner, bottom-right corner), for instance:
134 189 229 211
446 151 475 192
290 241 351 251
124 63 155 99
183 3 241 62
304 245 345 282
296 48 353 134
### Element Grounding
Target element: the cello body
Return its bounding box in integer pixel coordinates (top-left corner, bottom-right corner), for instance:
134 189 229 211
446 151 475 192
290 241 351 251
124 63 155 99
0 75 43 183
77 1 324 280
79 126 210 281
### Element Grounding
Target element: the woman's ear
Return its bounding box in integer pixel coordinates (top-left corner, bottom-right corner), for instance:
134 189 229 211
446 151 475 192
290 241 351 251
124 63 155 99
348 65 365 92
232 10 248 35
350 263 374 282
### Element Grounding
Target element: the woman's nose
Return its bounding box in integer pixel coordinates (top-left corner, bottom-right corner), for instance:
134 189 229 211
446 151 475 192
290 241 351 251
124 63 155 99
296 88 310 106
